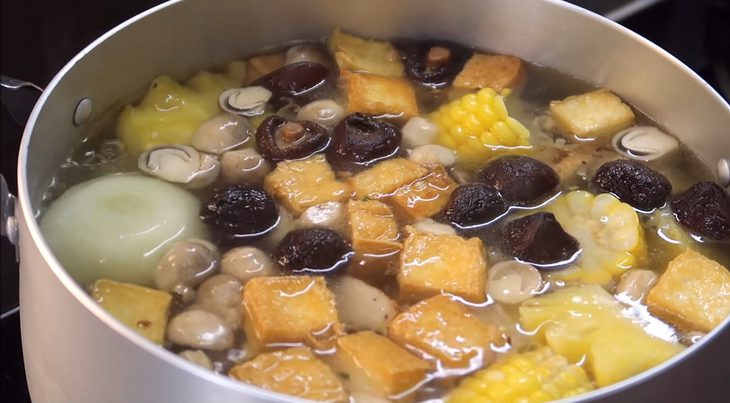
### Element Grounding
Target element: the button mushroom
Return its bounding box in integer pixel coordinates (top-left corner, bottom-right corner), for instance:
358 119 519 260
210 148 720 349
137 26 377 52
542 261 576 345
295 99 345 128
612 126 679 161
195 274 243 329
255 116 330 162
191 113 252 154
284 44 328 66
153 239 219 302
487 260 543 304
298 201 346 230
138 145 220 189
219 86 272 117
167 309 234 351
221 246 278 283
220 148 271 185
401 116 439 148
408 144 456 166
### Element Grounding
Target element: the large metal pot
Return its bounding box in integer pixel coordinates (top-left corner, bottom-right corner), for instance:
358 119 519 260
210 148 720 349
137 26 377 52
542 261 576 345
7 0 730 402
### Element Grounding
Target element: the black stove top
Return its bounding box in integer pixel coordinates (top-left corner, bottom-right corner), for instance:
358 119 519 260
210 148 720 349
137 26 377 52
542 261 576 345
1 1 728 402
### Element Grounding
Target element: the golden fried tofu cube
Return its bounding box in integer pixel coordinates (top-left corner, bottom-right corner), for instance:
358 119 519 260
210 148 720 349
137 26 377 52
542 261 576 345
347 199 401 256
246 52 285 82
242 276 343 350
349 158 428 199
453 53 524 91
344 71 419 118
647 250 730 333
398 227 487 303
92 279 172 345
264 155 352 215
330 331 430 397
389 295 501 368
230 346 348 402
329 28 404 77
549 89 635 140
390 166 457 220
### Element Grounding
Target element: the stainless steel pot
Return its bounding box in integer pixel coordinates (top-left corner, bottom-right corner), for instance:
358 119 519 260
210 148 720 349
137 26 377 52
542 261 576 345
6 0 730 402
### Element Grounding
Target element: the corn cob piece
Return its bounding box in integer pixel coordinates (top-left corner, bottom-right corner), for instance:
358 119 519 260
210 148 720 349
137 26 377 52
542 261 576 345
448 347 595 403
544 190 646 285
431 88 531 167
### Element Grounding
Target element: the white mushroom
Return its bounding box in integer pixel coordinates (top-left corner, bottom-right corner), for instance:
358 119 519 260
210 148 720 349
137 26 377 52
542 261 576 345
153 239 219 302
191 113 252 154
220 148 271 185
219 86 272 117
284 44 327 65
402 116 438 148
408 144 456 166
295 99 345 128
612 126 679 161
333 276 397 334
195 274 243 329
178 349 214 370
262 207 297 248
487 260 543 304
138 145 220 189
298 201 346 230
412 218 456 235
221 246 278 283
616 269 658 302
167 309 234 351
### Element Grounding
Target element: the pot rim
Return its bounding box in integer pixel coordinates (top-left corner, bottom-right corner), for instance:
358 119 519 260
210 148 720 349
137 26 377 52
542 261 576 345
16 0 730 402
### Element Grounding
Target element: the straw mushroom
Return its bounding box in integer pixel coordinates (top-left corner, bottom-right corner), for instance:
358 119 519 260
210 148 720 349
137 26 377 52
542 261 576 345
487 260 543 304
138 145 220 189
195 274 243 329
285 44 328 66
402 116 439 148
167 309 234 351
612 126 679 161
219 86 272 117
178 350 214 370
221 246 278 283
408 144 456 166
191 113 252 154
295 99 345 128
220 148 271 185
298 201 346 230
153 239 219 302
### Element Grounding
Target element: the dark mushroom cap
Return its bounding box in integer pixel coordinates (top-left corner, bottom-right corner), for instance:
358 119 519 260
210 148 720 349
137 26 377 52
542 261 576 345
255 115 330 162
440 183 508 230
252 62 330 105
274 227 353 274
326 113 402 172
478 156 560 206
670 181 730 241
504 212 581 267
593 159 672 211
396 40 472 88
201 184 279 245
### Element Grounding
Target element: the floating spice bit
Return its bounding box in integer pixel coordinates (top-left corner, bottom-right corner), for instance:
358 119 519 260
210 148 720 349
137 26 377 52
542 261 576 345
612 126 679 161
138 145 220 189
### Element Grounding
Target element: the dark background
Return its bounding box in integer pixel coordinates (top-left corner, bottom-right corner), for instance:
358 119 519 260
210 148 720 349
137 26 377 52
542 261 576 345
1 1 729 402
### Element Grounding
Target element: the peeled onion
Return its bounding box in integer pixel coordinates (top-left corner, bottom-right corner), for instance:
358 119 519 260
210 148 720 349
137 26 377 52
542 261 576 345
40 174 208 286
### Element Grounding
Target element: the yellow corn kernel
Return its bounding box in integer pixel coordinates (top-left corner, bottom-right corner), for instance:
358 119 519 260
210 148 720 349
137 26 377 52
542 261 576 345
432 88 531 167
448 347 595 403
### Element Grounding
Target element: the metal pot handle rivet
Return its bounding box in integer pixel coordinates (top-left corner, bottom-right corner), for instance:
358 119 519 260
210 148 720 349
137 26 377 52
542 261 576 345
73 98 93 126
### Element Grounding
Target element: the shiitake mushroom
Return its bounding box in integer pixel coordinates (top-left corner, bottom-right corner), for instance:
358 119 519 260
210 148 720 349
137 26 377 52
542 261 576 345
440 183 508 230
274 227 353 274
477 156 560 206
504 212 580 267
396 40 472 88
255 115 330 162
201 184 280 245
326 113 402 172
252 61 330 105
593 159 671 211
670 181 730 241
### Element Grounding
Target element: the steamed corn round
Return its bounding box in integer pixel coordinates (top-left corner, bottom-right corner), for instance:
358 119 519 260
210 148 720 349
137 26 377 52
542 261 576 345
431 88 531 167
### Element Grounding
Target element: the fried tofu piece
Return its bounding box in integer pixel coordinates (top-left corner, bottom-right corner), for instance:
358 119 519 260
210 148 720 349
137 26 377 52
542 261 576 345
242 276 343 350
344 71 419 118
264 155 352 215
330 331 430 397
453 53 524 91
230 346 348 402
246 52 285 82
349 158 428 199
347 200 401 257
389 295 501 369
390 166 457 220
329 28 404 77
647 250 730 333
549 89 635 140
398 227 488 303
92 279 172 345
